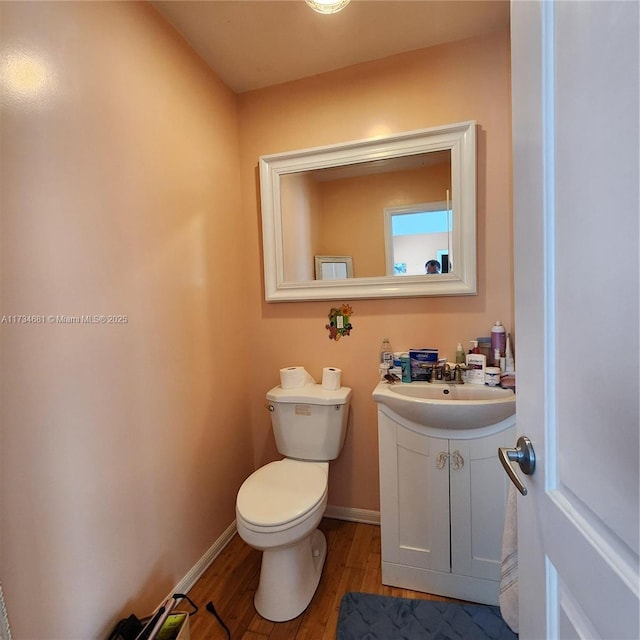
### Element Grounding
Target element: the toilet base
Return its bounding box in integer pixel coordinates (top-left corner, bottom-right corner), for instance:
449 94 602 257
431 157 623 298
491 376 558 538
254 529 327 622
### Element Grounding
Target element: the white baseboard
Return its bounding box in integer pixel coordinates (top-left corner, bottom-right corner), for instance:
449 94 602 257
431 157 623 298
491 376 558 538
324 505 380 525
168 505 380 603
169 520 237 598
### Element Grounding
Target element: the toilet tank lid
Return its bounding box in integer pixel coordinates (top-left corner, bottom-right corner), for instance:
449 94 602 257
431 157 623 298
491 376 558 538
267 383 352 405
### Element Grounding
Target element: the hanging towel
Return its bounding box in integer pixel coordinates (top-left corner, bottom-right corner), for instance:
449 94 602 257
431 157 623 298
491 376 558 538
499 483 519 633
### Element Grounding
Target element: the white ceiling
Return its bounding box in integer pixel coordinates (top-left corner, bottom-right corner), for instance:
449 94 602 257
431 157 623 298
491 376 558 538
151 0 510 93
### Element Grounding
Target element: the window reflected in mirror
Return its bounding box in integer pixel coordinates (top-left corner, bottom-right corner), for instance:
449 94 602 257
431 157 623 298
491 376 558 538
384 199 452 276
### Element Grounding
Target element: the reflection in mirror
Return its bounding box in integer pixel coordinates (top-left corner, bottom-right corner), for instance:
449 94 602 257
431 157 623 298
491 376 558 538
260 121 476 302
384 198 452 276
280 150 451 280
314 255 354 280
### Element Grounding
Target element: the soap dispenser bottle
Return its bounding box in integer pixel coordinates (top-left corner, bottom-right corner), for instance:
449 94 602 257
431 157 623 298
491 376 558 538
455 342 465 364
466 347 486 385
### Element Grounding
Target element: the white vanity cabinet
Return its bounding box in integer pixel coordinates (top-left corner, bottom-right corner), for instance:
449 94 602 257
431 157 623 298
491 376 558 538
377 407 515 605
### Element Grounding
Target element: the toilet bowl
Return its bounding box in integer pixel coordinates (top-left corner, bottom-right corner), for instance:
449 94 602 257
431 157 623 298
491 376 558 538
235 382 351 622
236 459 329 622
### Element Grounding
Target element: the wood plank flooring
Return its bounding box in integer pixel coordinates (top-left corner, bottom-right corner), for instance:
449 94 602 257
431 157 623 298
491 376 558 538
184 518 461 640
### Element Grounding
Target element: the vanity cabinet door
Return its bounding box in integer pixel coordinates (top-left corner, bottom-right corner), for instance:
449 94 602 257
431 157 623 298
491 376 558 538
449 427 515 582
378 409 515 604
378 413 449 572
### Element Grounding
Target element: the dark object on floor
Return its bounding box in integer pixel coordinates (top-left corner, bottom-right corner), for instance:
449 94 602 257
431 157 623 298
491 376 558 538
107 594 198 640
108 614 143 640
336 592 518 640
206 600 231 639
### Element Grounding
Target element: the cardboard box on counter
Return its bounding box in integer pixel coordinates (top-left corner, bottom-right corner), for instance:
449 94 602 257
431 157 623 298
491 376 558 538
409 349 438 381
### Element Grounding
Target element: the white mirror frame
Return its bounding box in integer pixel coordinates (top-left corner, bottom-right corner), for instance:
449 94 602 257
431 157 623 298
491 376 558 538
259 121 476 302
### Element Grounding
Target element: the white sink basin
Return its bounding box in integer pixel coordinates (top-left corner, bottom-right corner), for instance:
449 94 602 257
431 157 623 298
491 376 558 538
372 381 515 429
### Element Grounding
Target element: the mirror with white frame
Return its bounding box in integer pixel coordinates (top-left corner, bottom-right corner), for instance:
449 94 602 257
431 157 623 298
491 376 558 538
259 121 476 302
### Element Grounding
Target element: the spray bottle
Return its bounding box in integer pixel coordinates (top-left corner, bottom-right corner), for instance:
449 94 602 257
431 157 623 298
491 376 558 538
490 321 506 364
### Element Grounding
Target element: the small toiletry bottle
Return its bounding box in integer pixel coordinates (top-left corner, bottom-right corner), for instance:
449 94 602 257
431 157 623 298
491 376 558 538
400 353 411 383
505 333 515 373
380 338 394 367
455 342 465 364
469 340 480 354
491 321 506 363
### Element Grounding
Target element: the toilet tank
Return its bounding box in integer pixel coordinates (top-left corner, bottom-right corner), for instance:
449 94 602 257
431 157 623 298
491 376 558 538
266 384 352 461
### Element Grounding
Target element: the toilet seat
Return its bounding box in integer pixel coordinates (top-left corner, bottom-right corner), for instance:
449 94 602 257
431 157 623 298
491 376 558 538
237 459 327 528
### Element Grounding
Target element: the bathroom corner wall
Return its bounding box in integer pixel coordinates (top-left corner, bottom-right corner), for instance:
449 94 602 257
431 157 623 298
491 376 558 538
0 2 253 637
238 30 513 512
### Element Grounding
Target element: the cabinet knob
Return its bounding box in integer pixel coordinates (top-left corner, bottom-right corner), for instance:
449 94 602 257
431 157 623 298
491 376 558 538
436 452 449 469
451 450 464 470
436 451 464 469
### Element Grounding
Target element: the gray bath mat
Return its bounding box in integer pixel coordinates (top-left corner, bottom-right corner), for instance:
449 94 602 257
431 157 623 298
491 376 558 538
336 592 518 639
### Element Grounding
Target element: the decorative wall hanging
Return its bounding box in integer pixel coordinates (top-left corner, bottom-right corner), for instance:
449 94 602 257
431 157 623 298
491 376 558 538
326 304 353 341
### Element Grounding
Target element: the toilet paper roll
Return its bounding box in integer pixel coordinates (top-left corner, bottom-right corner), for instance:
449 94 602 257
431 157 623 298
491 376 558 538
279 367 315 389
321 367 342 390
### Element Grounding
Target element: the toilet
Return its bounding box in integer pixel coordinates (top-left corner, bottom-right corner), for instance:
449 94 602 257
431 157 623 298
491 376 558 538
235 382 352 622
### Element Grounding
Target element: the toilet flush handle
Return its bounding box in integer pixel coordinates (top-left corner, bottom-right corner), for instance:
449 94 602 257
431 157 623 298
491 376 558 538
265 403 275 412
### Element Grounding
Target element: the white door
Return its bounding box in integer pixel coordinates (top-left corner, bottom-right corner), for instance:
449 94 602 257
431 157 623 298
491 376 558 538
511 1 639 638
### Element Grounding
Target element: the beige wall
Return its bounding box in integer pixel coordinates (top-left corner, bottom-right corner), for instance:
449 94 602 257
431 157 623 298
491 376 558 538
239 30 513 511
0 5 512 637
1 2 253 638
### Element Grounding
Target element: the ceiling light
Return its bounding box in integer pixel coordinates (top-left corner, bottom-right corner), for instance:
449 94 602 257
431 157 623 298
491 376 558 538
305 0 351 15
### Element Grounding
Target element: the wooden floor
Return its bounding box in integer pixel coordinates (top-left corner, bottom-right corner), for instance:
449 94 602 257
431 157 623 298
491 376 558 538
184 518 460 640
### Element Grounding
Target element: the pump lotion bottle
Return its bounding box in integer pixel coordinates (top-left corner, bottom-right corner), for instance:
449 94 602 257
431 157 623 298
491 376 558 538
466 352 486 384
